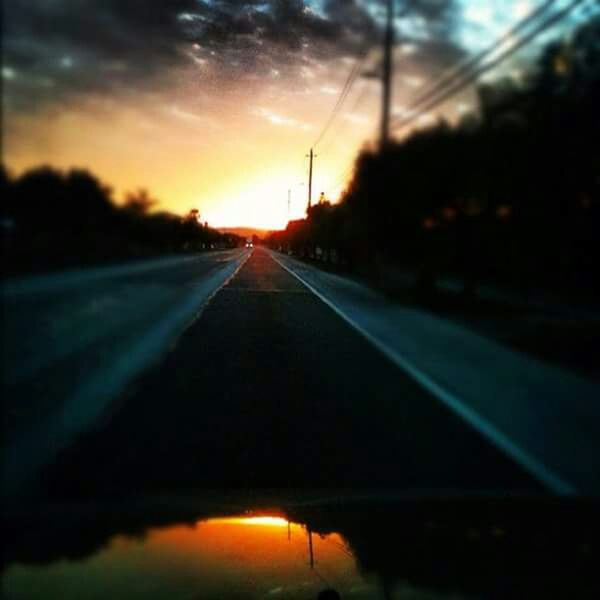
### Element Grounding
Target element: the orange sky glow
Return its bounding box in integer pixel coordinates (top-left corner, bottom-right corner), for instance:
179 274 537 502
3 514 367 599
4 67 383 230
4 0 584 230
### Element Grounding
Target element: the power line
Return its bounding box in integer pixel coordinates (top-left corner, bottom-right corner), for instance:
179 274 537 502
390 0 587 133
403 0 558 114
321 1 554 194
324 536 354 559
321 81 385 197
312 46 372 149
391 0 586 130
317 0 404 194
325 164 355 199
310 0 419 150
307 0 417 198
311 0 587 201
317 79 374 156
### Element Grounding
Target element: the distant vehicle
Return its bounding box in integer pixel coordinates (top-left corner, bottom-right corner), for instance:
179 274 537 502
246 239 253 248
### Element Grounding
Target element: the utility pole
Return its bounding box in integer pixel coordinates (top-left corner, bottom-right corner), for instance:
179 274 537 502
306 148 315 213
307 528 314 569
380 0 394 149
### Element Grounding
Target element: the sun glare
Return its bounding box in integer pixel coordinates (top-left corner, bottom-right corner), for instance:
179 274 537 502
203 174 300 231
203 167 350 230
199 515 289 527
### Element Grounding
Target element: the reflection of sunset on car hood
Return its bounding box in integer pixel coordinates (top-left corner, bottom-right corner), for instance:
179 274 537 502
3 514 368 600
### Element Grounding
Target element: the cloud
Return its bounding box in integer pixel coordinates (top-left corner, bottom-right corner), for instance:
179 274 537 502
253 106 312 129
2 0 468 113
169 104 219 128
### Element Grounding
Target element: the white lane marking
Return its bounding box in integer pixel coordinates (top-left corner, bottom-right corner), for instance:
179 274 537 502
269 252 576 496
3 250 253 499
4 250 250 385
173 248 253 344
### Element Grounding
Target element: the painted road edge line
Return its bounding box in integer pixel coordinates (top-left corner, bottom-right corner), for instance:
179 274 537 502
170 248 253 351
270 251 576 496
3 249 253 500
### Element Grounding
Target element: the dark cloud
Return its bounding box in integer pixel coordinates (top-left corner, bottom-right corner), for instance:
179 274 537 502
2 0 463 111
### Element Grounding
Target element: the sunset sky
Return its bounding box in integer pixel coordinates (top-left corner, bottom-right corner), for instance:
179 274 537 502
3 0 595 229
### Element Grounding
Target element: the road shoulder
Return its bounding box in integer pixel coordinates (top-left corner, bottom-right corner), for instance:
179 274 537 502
270 250 600 495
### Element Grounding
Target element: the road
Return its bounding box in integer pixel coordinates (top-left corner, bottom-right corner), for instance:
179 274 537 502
26 247 540 501
2 249 249 495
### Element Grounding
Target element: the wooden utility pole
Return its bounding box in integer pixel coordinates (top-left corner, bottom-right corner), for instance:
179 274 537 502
380 0 394 149
306 148 314 213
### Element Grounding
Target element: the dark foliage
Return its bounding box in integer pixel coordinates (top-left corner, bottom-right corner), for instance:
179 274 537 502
1 166 240 275
267 16 600 297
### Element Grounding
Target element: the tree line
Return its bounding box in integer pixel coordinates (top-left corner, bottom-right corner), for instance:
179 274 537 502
1 166 241 275
267 16 600 297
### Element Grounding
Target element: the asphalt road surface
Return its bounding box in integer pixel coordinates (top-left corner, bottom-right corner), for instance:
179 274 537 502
38 247 541 500
3 249 249 496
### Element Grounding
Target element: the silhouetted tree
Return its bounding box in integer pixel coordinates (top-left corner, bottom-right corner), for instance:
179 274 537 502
123 189 156 215
265 16 600 298
2 166 235 275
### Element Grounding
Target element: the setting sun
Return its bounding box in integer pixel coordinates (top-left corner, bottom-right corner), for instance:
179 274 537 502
201 163 351 230
205 515 289 528
203 173 306 231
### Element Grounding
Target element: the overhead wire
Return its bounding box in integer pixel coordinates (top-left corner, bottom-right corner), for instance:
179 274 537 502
320 85 379 198
311 0 419 151
311 46 372 149
390 0 588 133
320 0 587 198
316 0 420 194
317 79 372 156
403 0 558 114
324 164 356 199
